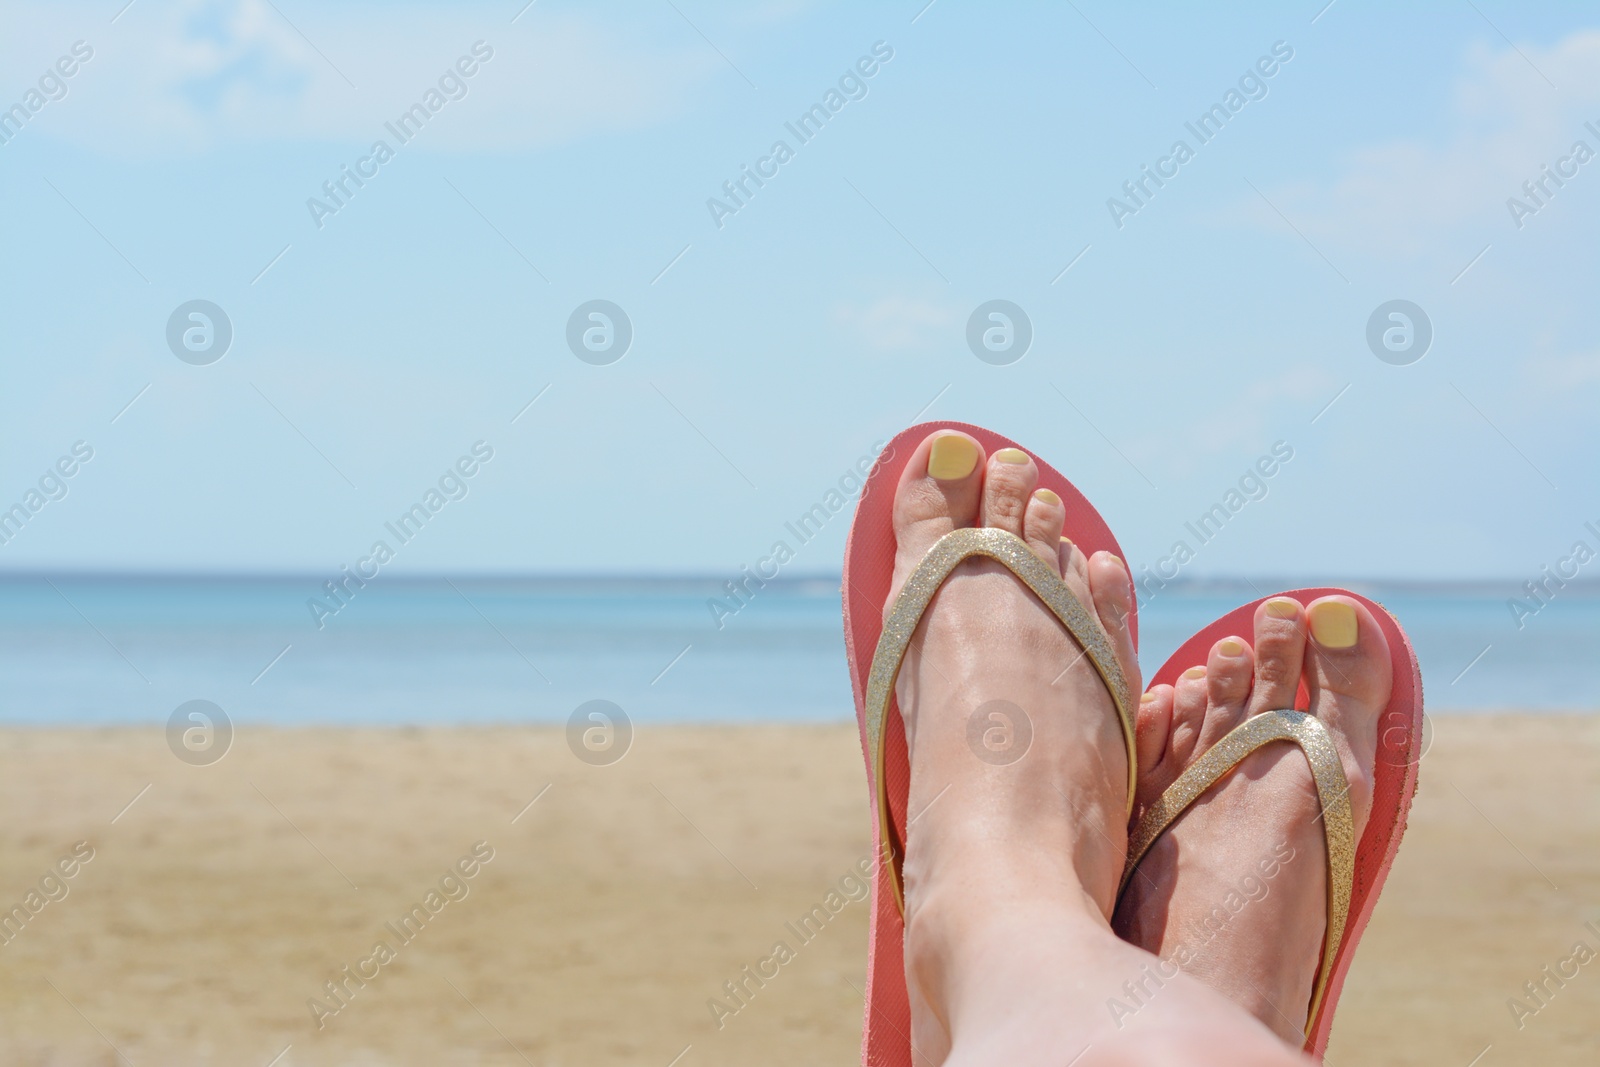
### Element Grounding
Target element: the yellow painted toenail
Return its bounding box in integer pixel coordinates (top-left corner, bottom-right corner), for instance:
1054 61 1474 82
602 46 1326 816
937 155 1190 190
1265 597 1299 619
1219 638 1245 656
1182 666 1206 680
1141 691 1157 703
1033 488 1060 506
928 435 979 480
995 447 1029 464
1105 554 1124 568
1309 601 1359 649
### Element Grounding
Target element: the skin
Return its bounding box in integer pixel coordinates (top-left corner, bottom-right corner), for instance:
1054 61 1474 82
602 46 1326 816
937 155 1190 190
884 429 1354 1065
1113 596 1392 1042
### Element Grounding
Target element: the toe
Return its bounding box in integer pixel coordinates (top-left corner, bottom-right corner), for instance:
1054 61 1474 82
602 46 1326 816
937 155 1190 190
891 431 985 566
1246 596 1307 717
1134 685 1175 802
980 447 1037 537
1086 550 1139 696
1305 598 1392 707
1304 596 1392 829
1195 636 1253 750
1136 687 1173 770
1167 664 1209 766
1058 537 1090 591
1022 488 1067 573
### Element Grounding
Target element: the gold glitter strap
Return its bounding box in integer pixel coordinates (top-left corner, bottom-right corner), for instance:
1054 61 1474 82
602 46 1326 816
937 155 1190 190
1119 709 1354 1036
866 526 1137 916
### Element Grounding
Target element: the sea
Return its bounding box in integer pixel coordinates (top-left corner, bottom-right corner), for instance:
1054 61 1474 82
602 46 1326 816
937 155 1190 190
0 575 1594 727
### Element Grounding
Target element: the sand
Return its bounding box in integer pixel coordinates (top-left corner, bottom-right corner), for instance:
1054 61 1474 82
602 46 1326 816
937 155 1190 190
0 715 1595 1066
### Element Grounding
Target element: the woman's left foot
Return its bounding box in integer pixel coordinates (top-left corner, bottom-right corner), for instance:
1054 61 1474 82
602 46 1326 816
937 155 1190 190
1111 596 1393 1043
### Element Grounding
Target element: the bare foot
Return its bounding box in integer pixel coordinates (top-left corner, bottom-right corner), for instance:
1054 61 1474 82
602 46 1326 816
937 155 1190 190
1112 595 1393 1043
882 431 1142 1060
880 431 1308 1066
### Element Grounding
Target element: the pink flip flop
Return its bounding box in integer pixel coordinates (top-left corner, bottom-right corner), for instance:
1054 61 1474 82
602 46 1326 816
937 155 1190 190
842 420 1138 1067
1123 589 1425 1059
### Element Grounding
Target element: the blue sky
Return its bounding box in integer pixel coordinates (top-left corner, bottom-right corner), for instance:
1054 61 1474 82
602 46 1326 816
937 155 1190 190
1 0 1598 581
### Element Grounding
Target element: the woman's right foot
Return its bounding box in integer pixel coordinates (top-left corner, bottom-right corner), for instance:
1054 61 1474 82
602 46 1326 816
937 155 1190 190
1112 595 1394 1044
884 430 1141 1062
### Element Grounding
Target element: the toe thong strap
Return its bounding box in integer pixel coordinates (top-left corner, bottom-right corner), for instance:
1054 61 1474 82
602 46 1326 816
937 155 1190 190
865 526 1137 916
1119 709 1355 1037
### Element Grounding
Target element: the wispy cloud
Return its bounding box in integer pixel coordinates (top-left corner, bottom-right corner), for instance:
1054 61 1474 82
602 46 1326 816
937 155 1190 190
1530 350 1600 391
833 295 959 352
1 0 721 155
1230 30 1600 258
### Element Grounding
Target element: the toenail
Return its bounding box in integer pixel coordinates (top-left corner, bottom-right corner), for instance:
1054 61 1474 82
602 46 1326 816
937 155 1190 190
1182 666 1206 680
995 447 1029 464
1059 535 1073 545
928 435 979 480
1265 597 1299 619
1308 601 1359 649
1105 554 1124 568
1033 488 1060 506
1140 691 1157 703
1218 638 1245 657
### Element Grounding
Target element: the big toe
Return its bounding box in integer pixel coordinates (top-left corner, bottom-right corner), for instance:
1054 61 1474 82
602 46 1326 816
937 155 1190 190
1305 598 1392 706
889 431 985 588
1304 596 1392 828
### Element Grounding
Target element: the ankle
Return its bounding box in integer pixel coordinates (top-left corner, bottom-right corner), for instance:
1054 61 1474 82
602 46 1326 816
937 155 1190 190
905 859 1106 1005
908 890 1120 1059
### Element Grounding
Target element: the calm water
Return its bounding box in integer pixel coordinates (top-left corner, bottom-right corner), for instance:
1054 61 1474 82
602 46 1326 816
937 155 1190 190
0 575 1594 725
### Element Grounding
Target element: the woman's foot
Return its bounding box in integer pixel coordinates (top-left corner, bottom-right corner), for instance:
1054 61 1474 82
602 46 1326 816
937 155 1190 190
885 430 1141 1060
880 430 1309 1066
1112 595 1393 1044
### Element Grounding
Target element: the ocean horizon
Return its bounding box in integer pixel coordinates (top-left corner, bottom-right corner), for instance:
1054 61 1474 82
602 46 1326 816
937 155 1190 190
2 572 1594 726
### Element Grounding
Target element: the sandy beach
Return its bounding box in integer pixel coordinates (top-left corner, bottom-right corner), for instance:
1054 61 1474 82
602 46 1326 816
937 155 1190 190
0 715 1594 1066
